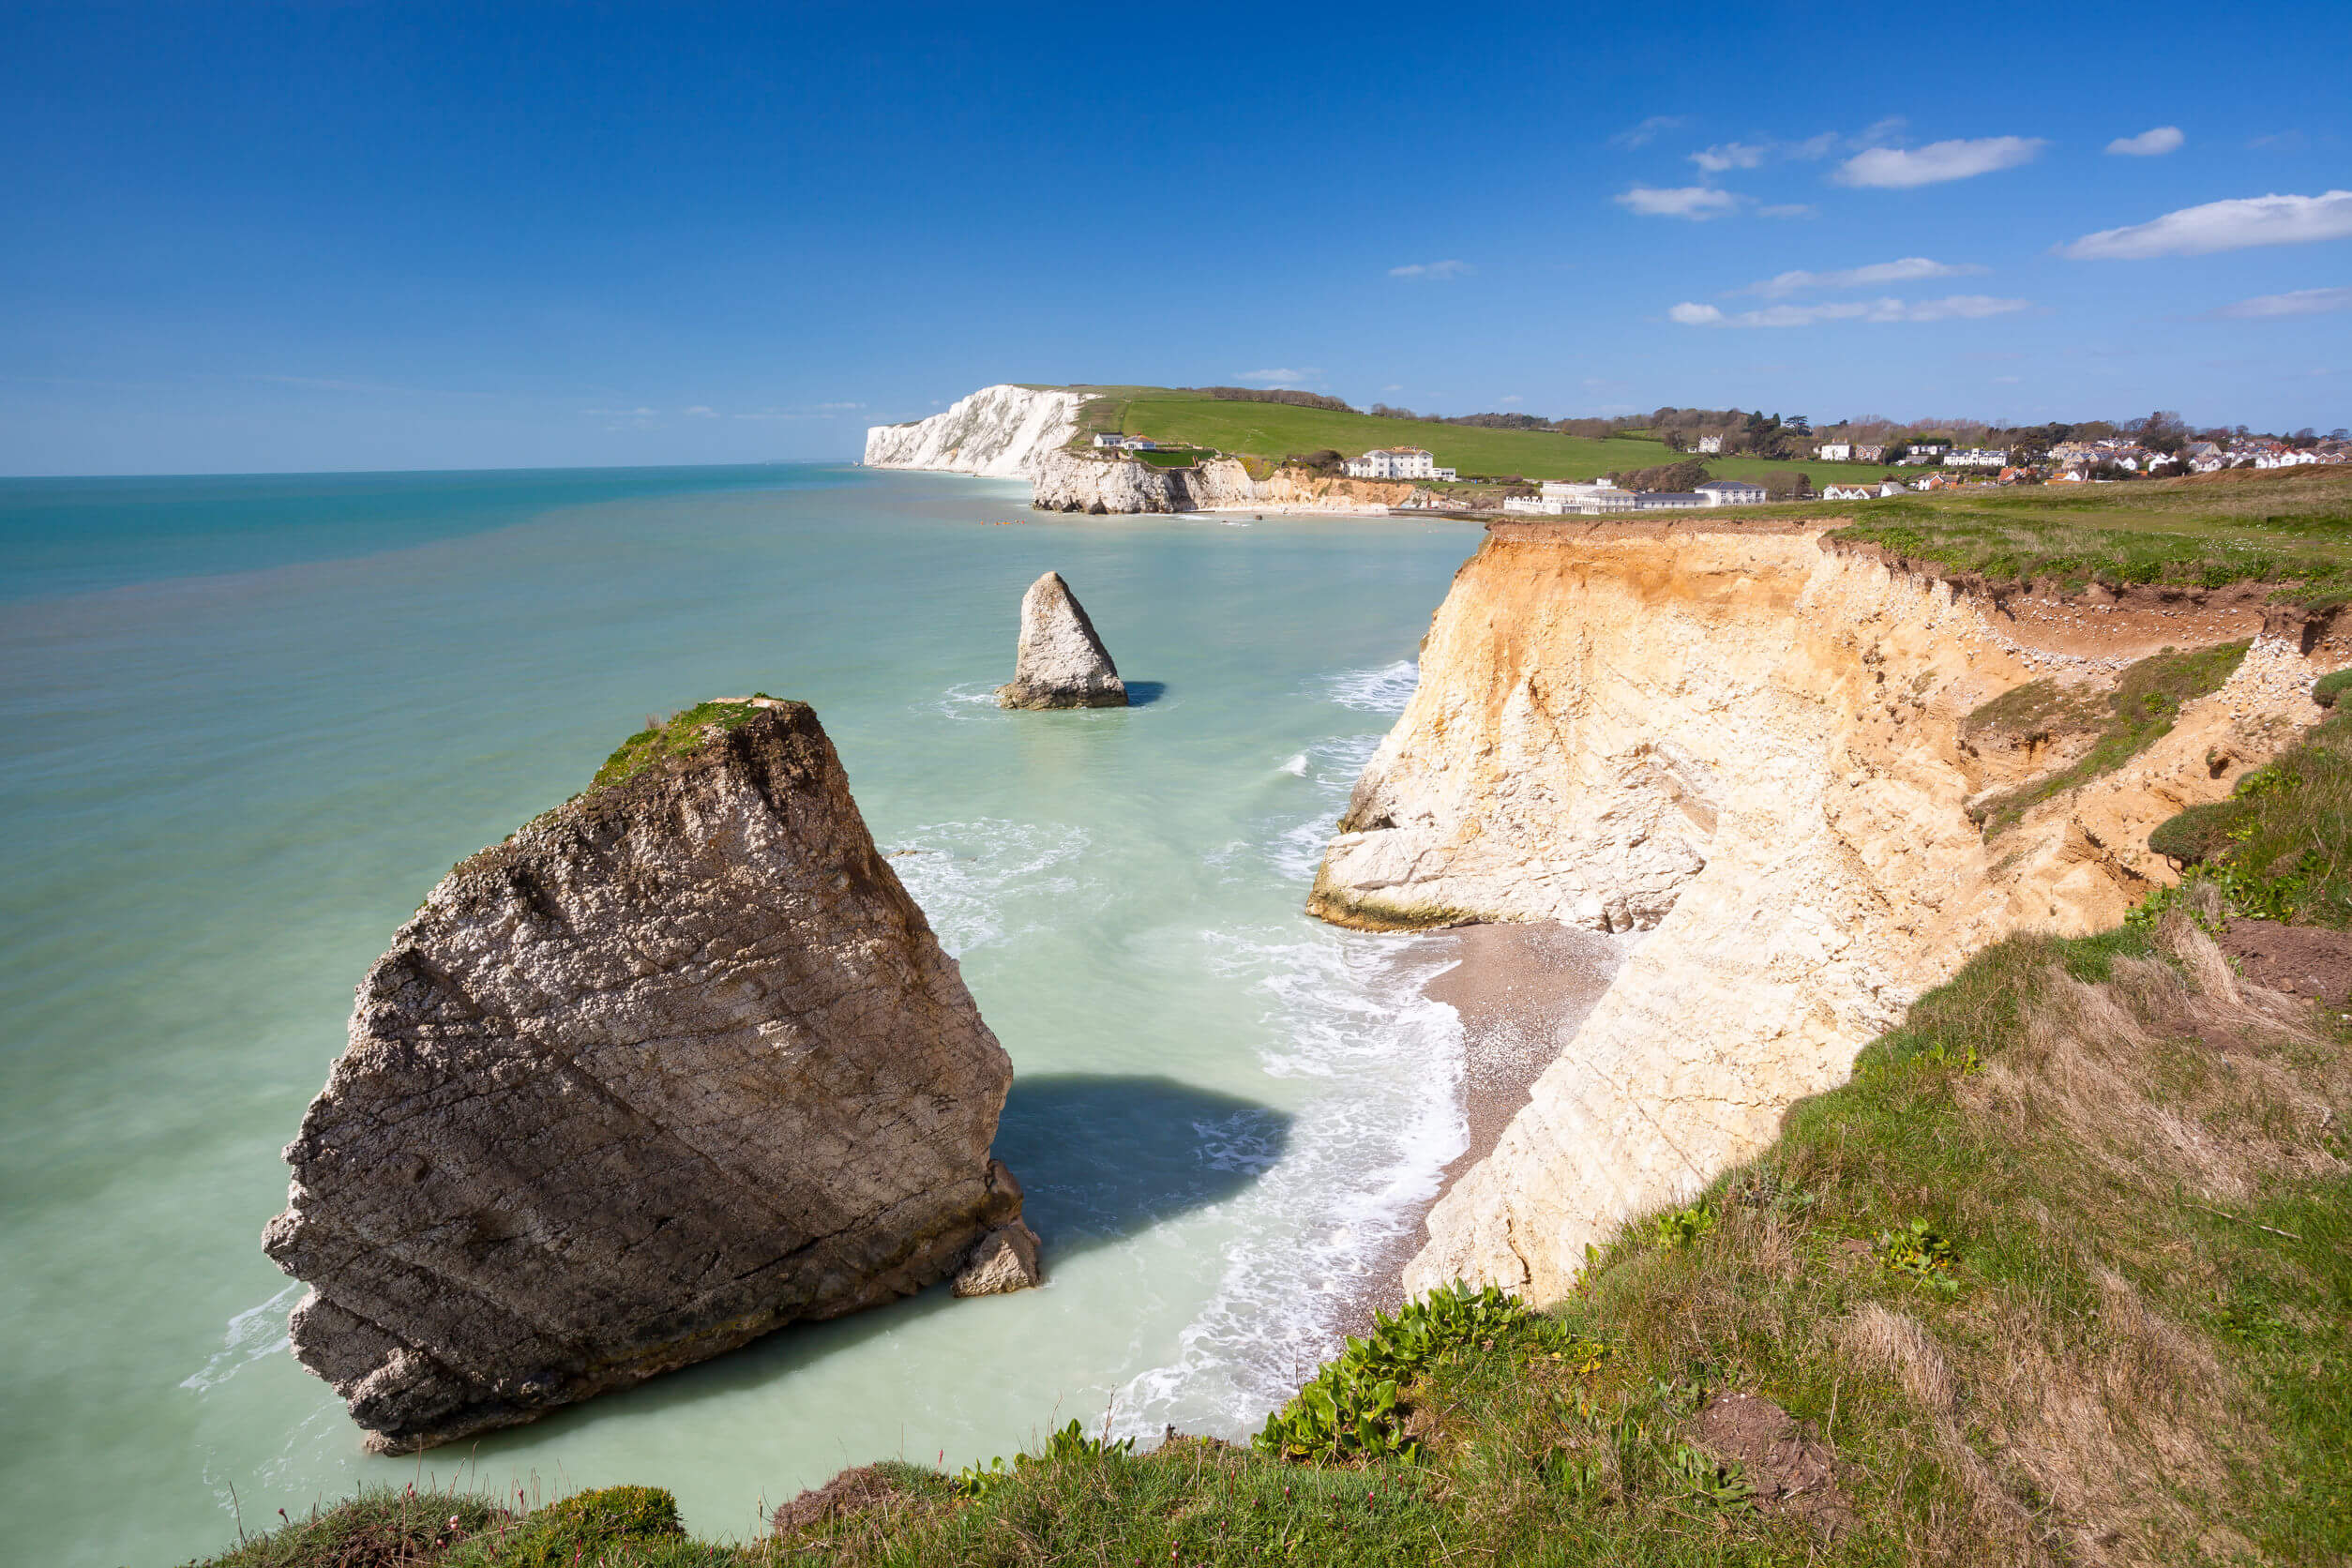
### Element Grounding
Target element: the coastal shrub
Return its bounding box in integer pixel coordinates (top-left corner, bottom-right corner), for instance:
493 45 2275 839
176 1485 507 1567
1255 1283 1606 1465
448 1485 683 1566
2312 668 2352 708
1649 1201 1715 1249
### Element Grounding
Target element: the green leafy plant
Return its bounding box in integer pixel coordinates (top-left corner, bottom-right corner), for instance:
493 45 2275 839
954 1419 1133 1499
1254 1283 1605 1465
1664 1443 1756 1511
1650 1202 1716 1249
452 1485 680 1567
1875 1217 1960 1297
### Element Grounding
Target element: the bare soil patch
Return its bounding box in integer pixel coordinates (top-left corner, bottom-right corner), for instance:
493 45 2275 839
2217 916 2352 1007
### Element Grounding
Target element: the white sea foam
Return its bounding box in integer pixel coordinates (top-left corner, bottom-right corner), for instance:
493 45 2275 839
1277 752 1307 776
884 820 1093 957
1320 659 1420 715
182 1283 300 1393
1111 927 1466 1440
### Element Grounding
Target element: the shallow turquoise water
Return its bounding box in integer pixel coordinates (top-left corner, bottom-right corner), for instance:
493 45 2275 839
0 464 1484 1566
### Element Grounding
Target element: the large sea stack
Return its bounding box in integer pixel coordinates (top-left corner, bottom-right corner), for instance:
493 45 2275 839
997 571 1127 709
263 698 1036 1453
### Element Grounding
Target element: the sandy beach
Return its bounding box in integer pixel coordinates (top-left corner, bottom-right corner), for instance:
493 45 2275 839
1338 920 1630 1333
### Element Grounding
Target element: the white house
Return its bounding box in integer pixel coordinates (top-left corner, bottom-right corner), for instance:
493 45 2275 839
1506 481 1636 515
1092 433 1159 450
1345 446 1455 481
1694 478 1768 505
1944 448 2010 468
1696 434 1725 454
1632 491 1711 511
1816 443 1853 463
1821 482 1877 501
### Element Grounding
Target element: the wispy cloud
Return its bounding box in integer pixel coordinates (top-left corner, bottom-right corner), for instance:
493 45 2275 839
584 406 661 417
1614 185 1741 219
1609 114 1687 150
1688 132 1837 173
1389 259 1470 279
1733 257 1988 297
2209 285 2352 320
1833 136 2046 188
2061 190 2352 258
2105 126 2184 157
1235 368 1321 385
682 405 717 417
1670 294 2030 327
2250 130 2307 151
1758 203 1818 219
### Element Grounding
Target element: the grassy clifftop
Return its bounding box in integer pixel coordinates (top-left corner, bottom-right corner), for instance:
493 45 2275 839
1063 385 1830 487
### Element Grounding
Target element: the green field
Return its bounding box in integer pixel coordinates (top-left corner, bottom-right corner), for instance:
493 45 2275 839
1809 465 2352 597
1063 385 1837 485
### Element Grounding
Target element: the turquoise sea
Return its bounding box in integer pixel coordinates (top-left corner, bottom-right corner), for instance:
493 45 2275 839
0 463 1485 1566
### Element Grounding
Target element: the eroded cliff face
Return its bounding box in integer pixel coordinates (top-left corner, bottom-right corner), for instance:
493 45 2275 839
1032 451 1436 515
863 385 1083 478
264 701 1026 1452
1311 520 2328 1302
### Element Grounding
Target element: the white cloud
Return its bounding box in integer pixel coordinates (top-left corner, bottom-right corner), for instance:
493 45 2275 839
1691 142 1769 173
2060 190 2352 259
1609 114 1687 149
2105 126 2184 157
817 400 866 410
1735 257 1988 297
1497 395 1523 405
1389 259 1469 279
682 405 717 417
1615 185 1741 219
1758 203 1817 219
1833 136 2046 188
1689 132 1837 173
1671 294 2031 327
2211 285 2352 319
1236 368 1320 385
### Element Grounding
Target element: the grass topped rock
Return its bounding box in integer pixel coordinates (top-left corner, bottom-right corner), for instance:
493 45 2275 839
998 571 1127 709
262 698 1036 1453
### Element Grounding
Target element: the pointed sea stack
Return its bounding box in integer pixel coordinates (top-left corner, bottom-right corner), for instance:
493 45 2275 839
263 698 1038 1453
998 571 1127 709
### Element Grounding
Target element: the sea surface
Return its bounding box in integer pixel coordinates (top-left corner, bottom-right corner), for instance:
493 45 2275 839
0 463 1485 1565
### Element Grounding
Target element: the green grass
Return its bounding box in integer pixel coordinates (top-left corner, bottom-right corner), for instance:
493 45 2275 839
1822 465 2352 596
183 897 2351 1567
588 700 772 792
2144 699 2352 927
1967 641 2251 837
1065 386 1835 487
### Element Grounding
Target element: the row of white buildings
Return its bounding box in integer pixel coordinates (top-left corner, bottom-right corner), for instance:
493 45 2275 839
1342 445 1459 481
1502 476 1770 515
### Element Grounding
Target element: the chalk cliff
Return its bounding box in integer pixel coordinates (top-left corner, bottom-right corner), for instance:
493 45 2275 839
863 384 1084 478
264 700 1031 1452
1031 450 1437 515
1310 520 2329 1302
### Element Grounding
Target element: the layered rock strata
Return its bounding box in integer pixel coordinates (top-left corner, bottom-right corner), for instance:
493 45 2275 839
863 384 1083 478
1310 520 2328 1303
1031 450 1437 515
998 571 1126 709
264 699 1029 1452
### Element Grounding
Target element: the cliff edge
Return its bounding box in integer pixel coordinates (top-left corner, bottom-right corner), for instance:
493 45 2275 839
1312 520 2331 1302
264 699 1027 1452
863 385 1083 478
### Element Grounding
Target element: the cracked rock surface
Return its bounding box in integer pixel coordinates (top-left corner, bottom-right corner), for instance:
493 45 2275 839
263 700 1025 1452
998 571 1126 709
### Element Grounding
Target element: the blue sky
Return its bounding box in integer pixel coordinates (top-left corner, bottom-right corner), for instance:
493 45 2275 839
3 0 2347 475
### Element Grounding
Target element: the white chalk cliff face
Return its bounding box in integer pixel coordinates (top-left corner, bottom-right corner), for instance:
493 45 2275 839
1031 450 1439 515
1311 520 2329 1304
863 385 1084 478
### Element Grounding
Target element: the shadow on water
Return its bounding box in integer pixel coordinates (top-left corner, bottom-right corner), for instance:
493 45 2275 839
445 1075 1289 1451
1123 681 1167 706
